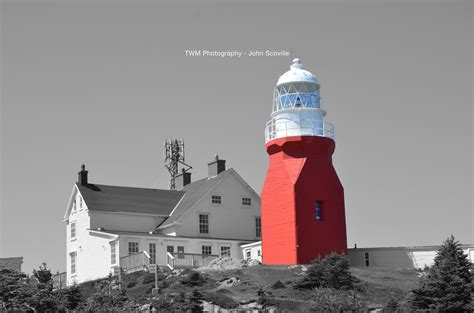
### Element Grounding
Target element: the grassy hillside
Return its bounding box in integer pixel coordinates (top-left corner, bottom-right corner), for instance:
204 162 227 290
77 265 419 311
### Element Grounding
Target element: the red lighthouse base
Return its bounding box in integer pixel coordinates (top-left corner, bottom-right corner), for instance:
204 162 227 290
261 136 347 265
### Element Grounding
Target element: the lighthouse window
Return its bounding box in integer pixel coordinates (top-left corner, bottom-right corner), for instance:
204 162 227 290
275 82 320 110
315 202 322 221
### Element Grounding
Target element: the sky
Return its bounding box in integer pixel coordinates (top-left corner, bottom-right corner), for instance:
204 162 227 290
1 0 472 274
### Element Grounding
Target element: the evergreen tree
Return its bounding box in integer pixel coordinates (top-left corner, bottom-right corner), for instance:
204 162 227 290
33 262 53 286
185 289 203 313
296 253 356 290
409 235 472 311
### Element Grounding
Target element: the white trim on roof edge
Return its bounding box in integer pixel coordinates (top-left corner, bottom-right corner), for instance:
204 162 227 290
157 170 231 229
63 184 80 221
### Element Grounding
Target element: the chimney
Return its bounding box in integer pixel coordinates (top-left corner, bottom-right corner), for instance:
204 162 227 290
175 169 192 190
208 155 226 178
78 164 88 186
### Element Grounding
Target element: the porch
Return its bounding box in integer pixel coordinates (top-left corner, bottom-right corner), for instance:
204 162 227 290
166 252 219 270
119 251 219 272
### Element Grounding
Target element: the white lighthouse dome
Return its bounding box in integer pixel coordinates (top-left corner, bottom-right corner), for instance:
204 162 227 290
276 58 319 85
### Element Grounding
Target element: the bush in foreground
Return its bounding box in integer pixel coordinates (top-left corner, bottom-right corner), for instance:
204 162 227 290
296 253 357 290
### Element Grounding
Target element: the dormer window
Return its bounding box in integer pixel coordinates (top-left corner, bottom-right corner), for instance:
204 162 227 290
211 195 221 204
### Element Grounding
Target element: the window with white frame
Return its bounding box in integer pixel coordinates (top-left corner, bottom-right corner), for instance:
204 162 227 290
79 196 83 209
128 242 139 255
245 250 251 259
110 241 116 265
211 195 221 204
72 199 76 213
70 222 76 240
199 214 209 234
257 249 261 257
149 243 156 265
202 245 212 255
242 197 251 206
70 252 77 275
220 246 231 257
255 217 261 238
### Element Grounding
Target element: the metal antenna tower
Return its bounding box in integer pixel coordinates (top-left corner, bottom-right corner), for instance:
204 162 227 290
164 139 192 190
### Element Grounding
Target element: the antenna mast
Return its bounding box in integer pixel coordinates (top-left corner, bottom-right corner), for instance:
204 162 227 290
164 139 192 190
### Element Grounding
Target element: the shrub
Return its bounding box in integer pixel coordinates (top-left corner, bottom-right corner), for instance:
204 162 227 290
158 279 170 289
296 253 356 290
408 235 472 311
63 284 83 310
309 288 367 311
126 281 137 289
142 273 155 285
81 278 131 311
186 289 204 312
181 271 206 287
271 280 286 289
201 291 239 309
384 297 399 312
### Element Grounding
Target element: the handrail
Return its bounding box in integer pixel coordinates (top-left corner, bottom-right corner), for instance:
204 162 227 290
265 118 335 142
120 251 150 272
167 252 219 269
166 252 175 270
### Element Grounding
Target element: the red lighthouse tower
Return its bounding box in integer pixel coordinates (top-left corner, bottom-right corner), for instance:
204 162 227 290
262 59 347 265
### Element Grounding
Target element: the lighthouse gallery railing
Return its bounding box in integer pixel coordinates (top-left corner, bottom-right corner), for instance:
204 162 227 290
265 119 335 143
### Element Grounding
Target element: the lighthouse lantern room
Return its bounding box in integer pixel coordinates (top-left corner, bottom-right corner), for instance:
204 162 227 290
261 58 347 265
265 58 334 142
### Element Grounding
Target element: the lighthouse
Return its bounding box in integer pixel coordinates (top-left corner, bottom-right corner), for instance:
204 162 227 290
261 58 347 265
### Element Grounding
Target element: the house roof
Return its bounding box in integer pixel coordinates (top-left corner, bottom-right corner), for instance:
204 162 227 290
76 183 185 215
156 169 231 228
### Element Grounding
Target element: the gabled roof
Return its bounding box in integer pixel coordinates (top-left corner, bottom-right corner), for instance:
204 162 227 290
156 169 231 228
76 183 185 216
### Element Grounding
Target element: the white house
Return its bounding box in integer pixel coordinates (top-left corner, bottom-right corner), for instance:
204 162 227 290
63 158 262 285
